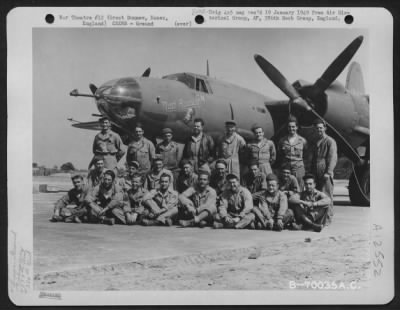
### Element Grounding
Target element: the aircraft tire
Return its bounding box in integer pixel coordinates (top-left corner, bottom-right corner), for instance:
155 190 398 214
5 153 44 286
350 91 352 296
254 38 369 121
348 164 370 206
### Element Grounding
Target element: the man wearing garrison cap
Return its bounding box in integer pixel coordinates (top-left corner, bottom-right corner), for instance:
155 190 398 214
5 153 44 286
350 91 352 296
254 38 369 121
156 127 181 186
215 120 246 178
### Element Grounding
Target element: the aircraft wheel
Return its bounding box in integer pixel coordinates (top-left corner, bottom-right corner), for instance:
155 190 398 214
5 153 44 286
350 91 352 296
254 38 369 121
348 164 370 206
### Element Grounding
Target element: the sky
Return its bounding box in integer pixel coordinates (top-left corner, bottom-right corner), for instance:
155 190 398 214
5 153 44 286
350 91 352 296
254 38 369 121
33 27 369 169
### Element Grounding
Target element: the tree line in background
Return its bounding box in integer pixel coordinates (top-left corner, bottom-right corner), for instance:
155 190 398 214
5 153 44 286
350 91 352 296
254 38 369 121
32 162 82 176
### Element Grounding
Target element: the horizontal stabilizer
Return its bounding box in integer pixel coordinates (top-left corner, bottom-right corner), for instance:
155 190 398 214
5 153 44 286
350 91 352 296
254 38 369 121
71 121 101 131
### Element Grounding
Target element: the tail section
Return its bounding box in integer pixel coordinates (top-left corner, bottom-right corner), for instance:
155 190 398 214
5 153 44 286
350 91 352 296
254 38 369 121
346 62 365 95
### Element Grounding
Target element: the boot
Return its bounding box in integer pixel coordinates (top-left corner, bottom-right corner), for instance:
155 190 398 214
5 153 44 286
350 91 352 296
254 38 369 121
235 215 254 229
141 218 158 226
291 222 303 231
198 220 208 228
213 221 224 229
73 216 82 223
101 217 115 225
301 215 322 232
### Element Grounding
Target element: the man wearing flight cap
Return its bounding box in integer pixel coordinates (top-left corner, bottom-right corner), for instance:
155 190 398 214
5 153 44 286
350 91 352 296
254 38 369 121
216 120 246 178
90 117 125 172
156 127 181 185
310 118 337 224
246 124 276 176
213 173 255 229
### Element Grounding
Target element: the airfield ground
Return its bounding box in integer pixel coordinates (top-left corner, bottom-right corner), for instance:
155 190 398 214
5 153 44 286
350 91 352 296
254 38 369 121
33 176 371 290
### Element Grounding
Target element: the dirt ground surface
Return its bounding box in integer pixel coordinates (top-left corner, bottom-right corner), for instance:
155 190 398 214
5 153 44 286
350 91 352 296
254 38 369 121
33 177 371 291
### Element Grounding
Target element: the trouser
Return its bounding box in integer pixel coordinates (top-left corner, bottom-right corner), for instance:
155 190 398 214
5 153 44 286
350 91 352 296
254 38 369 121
252 206 294 228
142 199 179 224
87 202 124 223
316 175 334 224
214 213 255 229
58 205 87 222
293 204 328 226
259 161 273 176
178 197 216 223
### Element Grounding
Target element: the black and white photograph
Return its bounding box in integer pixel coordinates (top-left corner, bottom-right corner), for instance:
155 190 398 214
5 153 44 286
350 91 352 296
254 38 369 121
7 7 394 305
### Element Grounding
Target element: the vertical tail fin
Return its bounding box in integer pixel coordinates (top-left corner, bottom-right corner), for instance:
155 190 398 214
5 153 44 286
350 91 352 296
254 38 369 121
346 62 365 95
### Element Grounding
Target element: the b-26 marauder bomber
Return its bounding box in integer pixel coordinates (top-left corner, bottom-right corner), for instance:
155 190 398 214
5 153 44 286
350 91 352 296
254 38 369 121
69 36 370 206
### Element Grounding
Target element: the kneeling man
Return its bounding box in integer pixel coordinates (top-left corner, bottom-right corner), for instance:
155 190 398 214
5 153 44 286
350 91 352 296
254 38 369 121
141 173 179 226
85 170 124 225
178 170 217 227
50 174 88 223
252 173 295 231
289 173 331 232
213 174 255 229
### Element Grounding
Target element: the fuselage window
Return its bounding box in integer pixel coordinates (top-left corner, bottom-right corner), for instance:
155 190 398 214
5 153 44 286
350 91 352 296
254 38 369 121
196 78 208 93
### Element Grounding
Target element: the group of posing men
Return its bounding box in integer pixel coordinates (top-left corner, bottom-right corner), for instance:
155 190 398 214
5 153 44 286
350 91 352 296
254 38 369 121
51 115 338 232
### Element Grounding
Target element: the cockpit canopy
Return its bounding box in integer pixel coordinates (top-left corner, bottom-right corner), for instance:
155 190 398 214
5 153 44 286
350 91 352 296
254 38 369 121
163 73 211 94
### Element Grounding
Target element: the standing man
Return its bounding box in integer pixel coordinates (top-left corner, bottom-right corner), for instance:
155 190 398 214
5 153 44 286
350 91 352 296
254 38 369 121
126 123 156 176
86 157 106 189
213 174 255 229
118 160 140 192
84 170 124 225
50 174 88 223
278 116 308 190
91 117 125 171
176 160 198 193
182 118 215 173
289 173 331 232
143 157 174 191
241 160 267 203
216 120 246 177
310 119 337 224
252 173 295 231
209 159 228 196
141 173 179 226
246 124 276 176
122 173 148 225
156 127 181 185
178 171 217 228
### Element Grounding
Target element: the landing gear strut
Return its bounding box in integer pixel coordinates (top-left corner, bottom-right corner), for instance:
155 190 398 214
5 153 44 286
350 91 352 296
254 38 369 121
348 163 370 206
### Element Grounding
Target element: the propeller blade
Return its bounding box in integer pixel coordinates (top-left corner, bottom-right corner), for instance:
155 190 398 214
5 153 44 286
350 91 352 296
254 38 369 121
313 36 364 94
142 67 151 77
254 54 310 111
310 108 362 165
89 84 98 95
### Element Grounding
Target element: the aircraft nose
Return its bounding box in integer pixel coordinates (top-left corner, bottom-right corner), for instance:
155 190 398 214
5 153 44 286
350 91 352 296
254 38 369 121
96 77 142 121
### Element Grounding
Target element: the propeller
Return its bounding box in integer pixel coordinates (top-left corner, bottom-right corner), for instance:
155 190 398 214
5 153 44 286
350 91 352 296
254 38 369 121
89 83 98 95
142 67 151 77
254 36 364 165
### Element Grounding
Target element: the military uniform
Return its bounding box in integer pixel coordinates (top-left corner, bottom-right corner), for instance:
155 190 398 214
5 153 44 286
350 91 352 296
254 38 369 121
246 138 276 175
141 188 179 225
126 138 156 175
143 168 174 191
289 189 331 227
311 135 337 223
216 133 246 177
179 185 217 224
252 190 294 229
278 134 307 189
209 172 228 196
92 130 125 171
214 186 255 229
52 185 89 222
182 133 215 173
86 168 105 189
279 174 300 199
176 171 198 193
123 187 148 224
241 171 267 202
84 183 124 223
